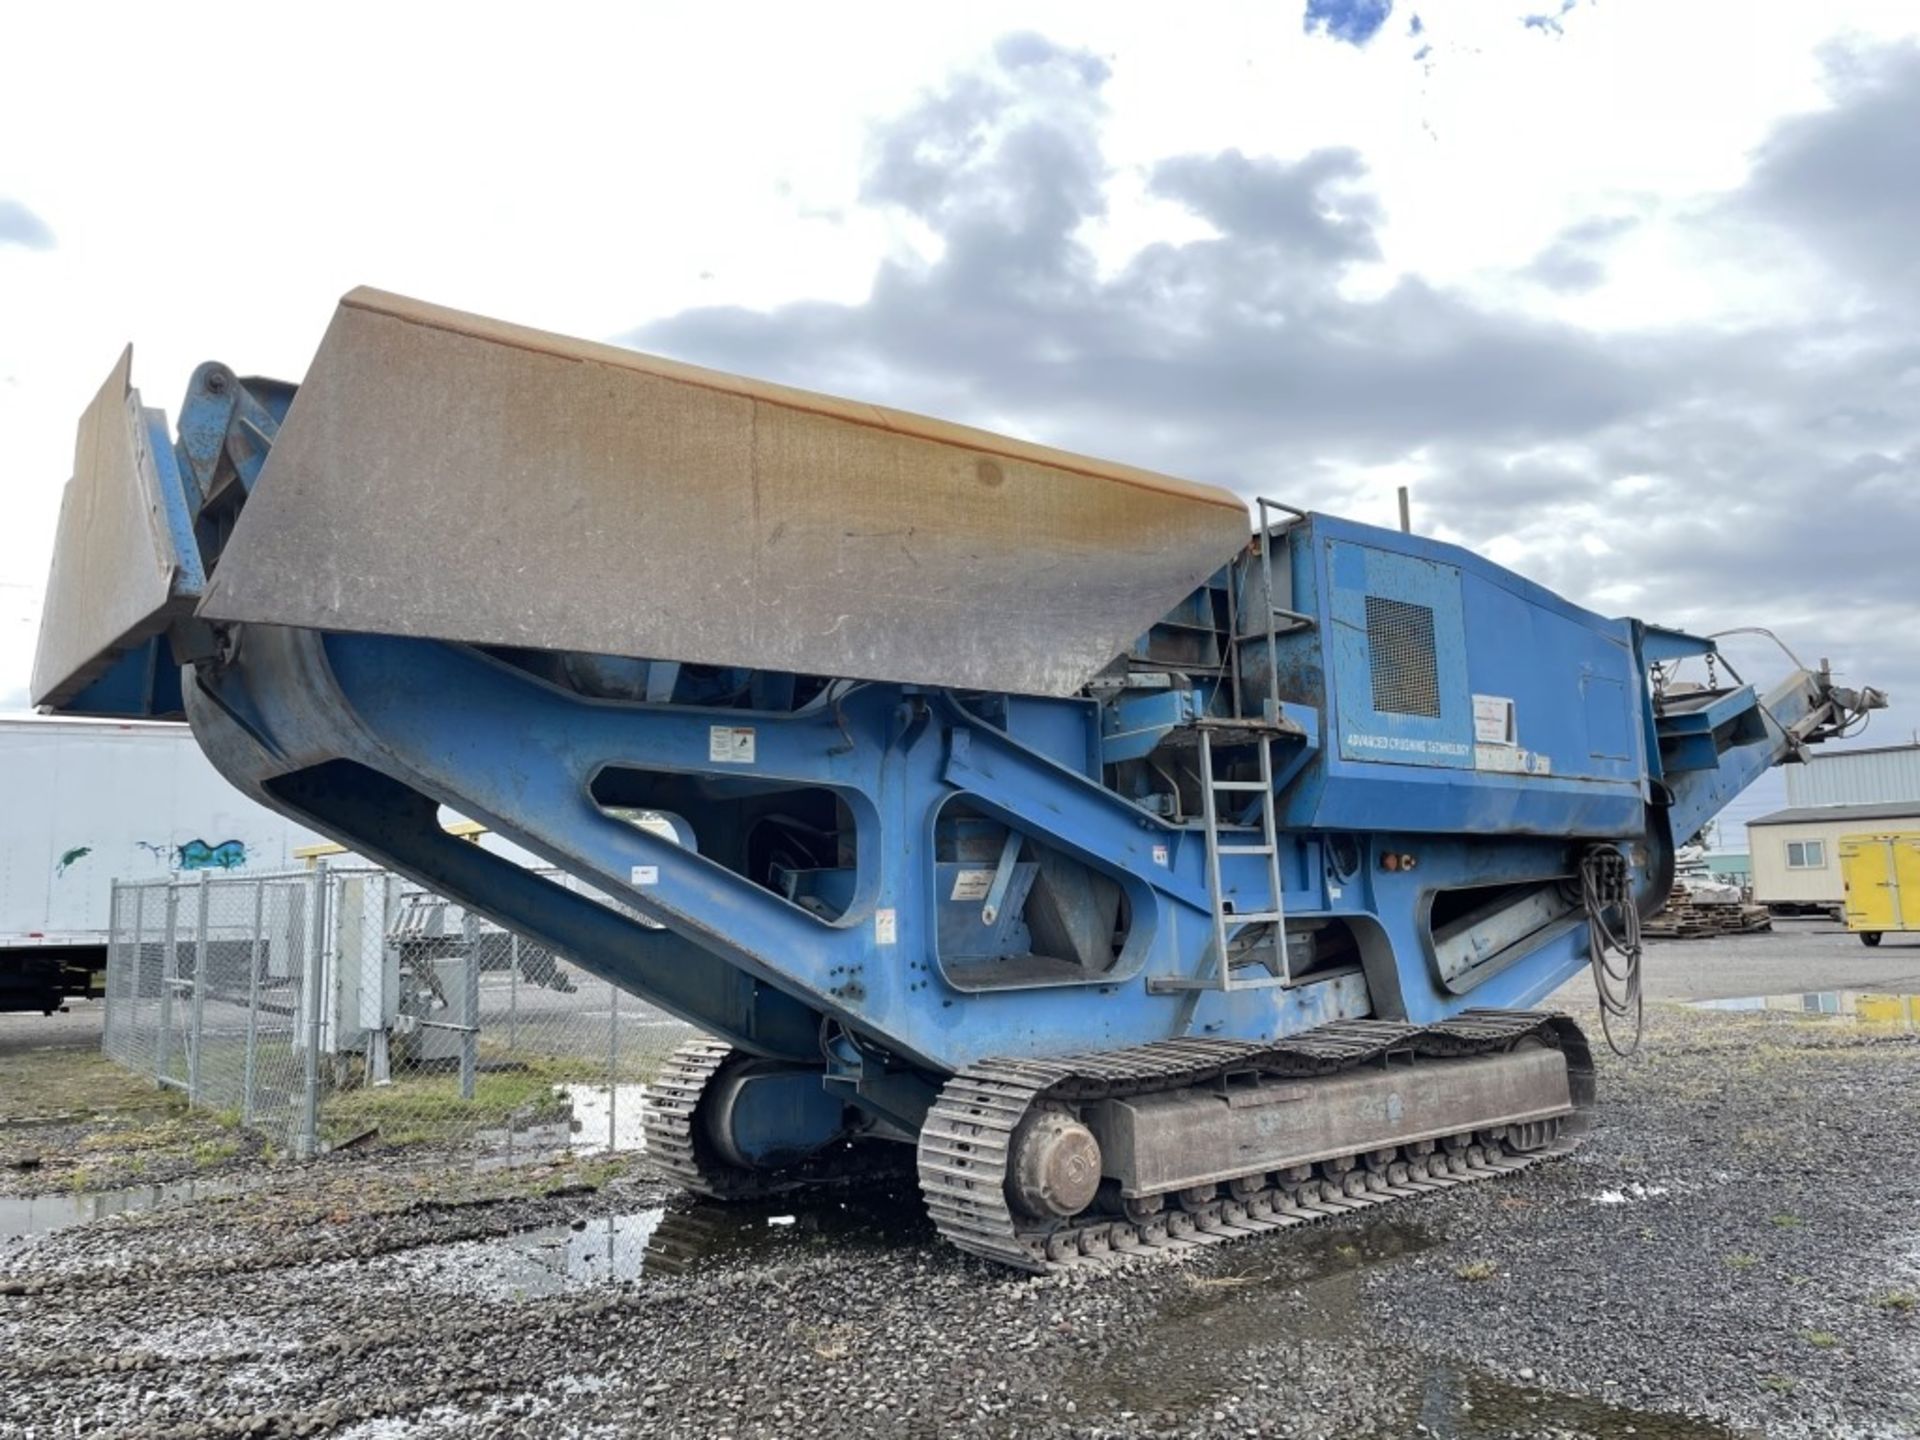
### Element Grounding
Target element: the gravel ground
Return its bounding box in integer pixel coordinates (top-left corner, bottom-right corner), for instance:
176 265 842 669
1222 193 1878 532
2 937 1917 1439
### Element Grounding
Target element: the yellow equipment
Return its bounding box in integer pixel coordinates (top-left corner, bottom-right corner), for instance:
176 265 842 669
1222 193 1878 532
1839 832 1920 947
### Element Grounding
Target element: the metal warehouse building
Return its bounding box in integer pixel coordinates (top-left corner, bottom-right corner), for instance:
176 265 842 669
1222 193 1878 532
1784 741 1920 808
1751 742 1920 911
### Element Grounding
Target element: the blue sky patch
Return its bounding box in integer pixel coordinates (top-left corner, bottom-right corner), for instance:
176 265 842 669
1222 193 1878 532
1303 0 1394 48
1523 0 1583 36
0 198 54 250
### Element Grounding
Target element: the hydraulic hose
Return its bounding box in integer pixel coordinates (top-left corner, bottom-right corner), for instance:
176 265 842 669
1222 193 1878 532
1581 845 1644 1058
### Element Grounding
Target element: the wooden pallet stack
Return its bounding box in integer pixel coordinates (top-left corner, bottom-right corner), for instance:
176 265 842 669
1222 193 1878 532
1642 884 1774 939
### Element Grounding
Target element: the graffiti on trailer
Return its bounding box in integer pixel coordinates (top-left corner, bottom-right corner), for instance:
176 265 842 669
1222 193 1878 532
134 838 250 871
55 845 92 876
177 839 248 871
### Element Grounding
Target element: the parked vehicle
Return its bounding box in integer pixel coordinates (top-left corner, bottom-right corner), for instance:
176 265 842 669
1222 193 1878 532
1840 831 1920 947
0 715 323 1012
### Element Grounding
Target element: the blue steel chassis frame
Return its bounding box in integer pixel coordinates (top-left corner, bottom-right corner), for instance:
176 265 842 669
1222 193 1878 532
50 359 1844 1143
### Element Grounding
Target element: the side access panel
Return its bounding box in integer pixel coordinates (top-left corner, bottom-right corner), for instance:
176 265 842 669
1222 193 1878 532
1327 541 1474 769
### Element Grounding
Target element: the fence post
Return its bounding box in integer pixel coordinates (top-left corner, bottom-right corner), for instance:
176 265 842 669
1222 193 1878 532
298 861 329 1160
128 885 147 1072
155 882 180 1087
242 876 266 1126
103 880 121 1054
188 871 210 1106
608 982 619 1152
459 913 479 1102
367 873 392 1085
508 933 520 1049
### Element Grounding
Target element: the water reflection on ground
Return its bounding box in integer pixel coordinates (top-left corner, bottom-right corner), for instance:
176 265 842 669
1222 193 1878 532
1688 990 1920 1027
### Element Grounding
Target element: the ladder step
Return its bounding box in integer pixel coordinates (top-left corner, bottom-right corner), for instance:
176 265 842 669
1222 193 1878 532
1225 910 1284 924
1217 844 1273 856
1211 780 1268 793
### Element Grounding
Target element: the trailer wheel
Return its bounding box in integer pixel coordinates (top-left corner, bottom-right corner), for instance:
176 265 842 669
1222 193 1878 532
1861 931 1882 947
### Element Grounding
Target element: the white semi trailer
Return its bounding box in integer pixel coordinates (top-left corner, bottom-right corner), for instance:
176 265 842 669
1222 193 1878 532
0 715 325 1012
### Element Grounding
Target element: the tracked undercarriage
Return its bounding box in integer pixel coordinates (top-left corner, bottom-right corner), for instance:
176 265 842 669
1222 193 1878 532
644 1011 1592 1272
641 1038 913 1200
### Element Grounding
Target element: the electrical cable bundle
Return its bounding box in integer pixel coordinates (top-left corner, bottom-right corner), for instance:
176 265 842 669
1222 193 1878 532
1581 845 1644 1057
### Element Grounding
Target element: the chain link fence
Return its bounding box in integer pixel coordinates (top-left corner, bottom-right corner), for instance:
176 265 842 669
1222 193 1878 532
101 864 692 1164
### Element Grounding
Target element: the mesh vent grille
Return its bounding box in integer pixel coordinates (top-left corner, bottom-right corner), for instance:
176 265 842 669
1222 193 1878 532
1365 596 1441 717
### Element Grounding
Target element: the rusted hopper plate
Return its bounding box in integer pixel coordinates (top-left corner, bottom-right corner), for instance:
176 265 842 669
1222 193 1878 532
199 289 1251 697
32 349 197 709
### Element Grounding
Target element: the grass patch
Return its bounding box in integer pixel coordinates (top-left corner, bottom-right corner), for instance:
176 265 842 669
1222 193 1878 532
1770 1214 1804 1229
191 1137 241 1167
1799 1330 1838 1349
318 1053 609 1148
542 1155 632 1193
1762 1376 1796 1394
1875 1290 1916 1313
1454 1260 1498 1283
1724 1253 1759 1271
0 1036 184 1124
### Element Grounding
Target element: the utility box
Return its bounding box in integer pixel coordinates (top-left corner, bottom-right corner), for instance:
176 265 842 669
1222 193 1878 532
1839 832 1920 946
417 957 477 1064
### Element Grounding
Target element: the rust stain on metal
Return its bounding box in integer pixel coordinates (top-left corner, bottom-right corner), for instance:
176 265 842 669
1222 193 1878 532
336 288 1245 513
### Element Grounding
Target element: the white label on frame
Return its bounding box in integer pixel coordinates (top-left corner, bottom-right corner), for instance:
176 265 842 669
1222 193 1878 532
950 870 994 901
709 725 757 764
1472 694 1516 746
875 908 897 945
629 864 659 886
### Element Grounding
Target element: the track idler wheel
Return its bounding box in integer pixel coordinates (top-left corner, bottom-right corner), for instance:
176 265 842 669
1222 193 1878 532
1009 1109 1102 1220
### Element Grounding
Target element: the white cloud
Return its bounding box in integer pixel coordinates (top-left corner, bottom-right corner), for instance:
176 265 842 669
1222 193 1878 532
4 0 1918 845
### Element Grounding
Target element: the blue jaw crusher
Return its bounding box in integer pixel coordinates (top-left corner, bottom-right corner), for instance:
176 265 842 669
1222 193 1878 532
33 290 1884 1269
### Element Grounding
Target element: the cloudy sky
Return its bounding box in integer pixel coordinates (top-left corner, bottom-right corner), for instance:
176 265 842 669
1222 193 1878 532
3 1 1917 846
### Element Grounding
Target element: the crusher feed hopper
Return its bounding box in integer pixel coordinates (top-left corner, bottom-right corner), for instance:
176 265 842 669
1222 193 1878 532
33 289 1885 1270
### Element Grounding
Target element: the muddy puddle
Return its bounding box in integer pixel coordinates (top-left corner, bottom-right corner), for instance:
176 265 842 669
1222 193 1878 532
0 1174 255 1241
396 1186 932 1298
1064 1219 1742 1438
1688 990 1920 1027
1414 1366 1745 1438
1065 1219 1439 1415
